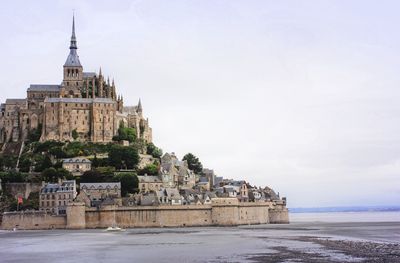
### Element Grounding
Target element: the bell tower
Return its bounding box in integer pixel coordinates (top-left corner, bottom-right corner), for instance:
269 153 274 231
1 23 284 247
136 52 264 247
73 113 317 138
62 15 83 98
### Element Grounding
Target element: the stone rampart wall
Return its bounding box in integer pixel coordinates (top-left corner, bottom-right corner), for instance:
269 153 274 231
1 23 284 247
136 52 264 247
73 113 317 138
2 200 289 230
1 211 66 230
268 205 289 224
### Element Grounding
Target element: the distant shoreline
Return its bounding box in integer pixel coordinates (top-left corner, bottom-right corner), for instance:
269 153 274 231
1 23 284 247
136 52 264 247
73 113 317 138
289 206 400 213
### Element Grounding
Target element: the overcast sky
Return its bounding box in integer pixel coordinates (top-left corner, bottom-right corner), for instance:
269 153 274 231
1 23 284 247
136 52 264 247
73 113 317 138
1 0 400 207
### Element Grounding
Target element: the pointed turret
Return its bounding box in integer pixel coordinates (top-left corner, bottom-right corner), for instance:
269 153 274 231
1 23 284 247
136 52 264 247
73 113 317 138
137 98 143 113
112 78 116 100
98 67 103 97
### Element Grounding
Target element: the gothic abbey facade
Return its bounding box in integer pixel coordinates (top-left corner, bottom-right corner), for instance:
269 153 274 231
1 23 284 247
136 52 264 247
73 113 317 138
0 17 152 144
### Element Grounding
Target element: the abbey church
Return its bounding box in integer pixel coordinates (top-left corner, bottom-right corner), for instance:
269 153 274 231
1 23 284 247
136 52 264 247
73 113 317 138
0 17 152 144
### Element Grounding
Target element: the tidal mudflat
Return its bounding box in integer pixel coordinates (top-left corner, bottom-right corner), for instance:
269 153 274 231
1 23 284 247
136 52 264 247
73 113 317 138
0 214 399 263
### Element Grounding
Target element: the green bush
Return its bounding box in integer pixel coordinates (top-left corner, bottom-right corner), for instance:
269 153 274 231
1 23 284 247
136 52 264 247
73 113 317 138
112 123 136 143
146 142 163 159
182 153 203 174
108 145 139 170
113 172 138 197
41 167 72 182
138 163 159 175
0 171 28 183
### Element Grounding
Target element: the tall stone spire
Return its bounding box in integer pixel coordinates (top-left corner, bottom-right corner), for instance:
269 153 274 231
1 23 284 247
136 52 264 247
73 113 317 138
70 14 77 49
64 14 81 67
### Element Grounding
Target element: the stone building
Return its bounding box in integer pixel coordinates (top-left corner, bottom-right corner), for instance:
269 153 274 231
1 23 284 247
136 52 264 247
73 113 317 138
79 182 121 207
39 180 77 215
138 175 163 193
62 157 91 176
160 152 196 189
0 16 152 144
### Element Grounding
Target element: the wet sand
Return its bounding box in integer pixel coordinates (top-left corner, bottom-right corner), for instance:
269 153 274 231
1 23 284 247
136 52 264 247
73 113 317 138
0 221 399 262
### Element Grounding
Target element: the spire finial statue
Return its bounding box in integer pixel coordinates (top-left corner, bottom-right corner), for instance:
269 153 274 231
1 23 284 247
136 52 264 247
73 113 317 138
99 67 102 76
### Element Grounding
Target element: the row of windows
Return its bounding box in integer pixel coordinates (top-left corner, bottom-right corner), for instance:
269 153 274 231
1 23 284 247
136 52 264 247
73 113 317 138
30 93 58 99
41 194 72 200
50 103 114 108
40 200 68 207
67 69 80 77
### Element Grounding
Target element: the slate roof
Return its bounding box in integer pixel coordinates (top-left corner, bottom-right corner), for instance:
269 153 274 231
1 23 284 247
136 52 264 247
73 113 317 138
63 157 91 164
199 177 209 183
45 97 115 103
5 99 26 104
138 175 161 183
27 84 61 92
83 72 96 78
41 180 76 193
64 49 82 67
165 188 180 197
80 182 121 190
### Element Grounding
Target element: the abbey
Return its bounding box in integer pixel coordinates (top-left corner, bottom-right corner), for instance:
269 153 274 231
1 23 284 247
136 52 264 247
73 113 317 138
0 17 152 144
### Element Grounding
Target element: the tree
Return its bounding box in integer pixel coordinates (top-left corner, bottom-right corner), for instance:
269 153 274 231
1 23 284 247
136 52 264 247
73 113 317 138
80 167 115 183
71 129 79 140
35 155 53 172
146 142 163 159
80 170 103 183
2 155 18 170
108 145 139 170
18 156 32 173
182 153 203 174
0 171 27 183
27 124 42 142
138 163 159 175
113 172 138 196
41 168 72 182
112 123 137 143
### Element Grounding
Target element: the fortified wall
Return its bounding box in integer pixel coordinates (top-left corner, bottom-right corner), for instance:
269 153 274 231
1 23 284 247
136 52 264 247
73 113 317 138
1 198 289 230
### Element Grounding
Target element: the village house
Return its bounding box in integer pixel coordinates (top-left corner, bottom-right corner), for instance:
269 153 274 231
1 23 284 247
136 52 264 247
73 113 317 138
161 152 196 189
39 180 77 215
79 182 121 207
62 157 91 176
138 175 162 193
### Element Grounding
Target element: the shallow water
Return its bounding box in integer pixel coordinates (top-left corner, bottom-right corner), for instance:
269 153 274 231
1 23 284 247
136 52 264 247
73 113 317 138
0 212 399 263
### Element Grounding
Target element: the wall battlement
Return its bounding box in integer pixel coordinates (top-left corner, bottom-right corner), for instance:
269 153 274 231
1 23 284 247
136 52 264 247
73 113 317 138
1 199 289 230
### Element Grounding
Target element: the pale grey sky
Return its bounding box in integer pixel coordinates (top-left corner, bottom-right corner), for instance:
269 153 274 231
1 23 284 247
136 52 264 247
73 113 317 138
1 0 400 207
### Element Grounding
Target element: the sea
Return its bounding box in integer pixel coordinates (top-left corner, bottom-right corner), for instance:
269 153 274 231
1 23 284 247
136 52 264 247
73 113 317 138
290 210 400 223
0 211 399 263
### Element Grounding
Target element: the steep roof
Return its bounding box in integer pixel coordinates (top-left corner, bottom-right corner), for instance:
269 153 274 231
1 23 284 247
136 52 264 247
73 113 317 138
45 97 115 103
138 175 161 183
28 84 61 92
80 182 121 190
62 157 91 164
5 99 26 104
83 72 96 78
